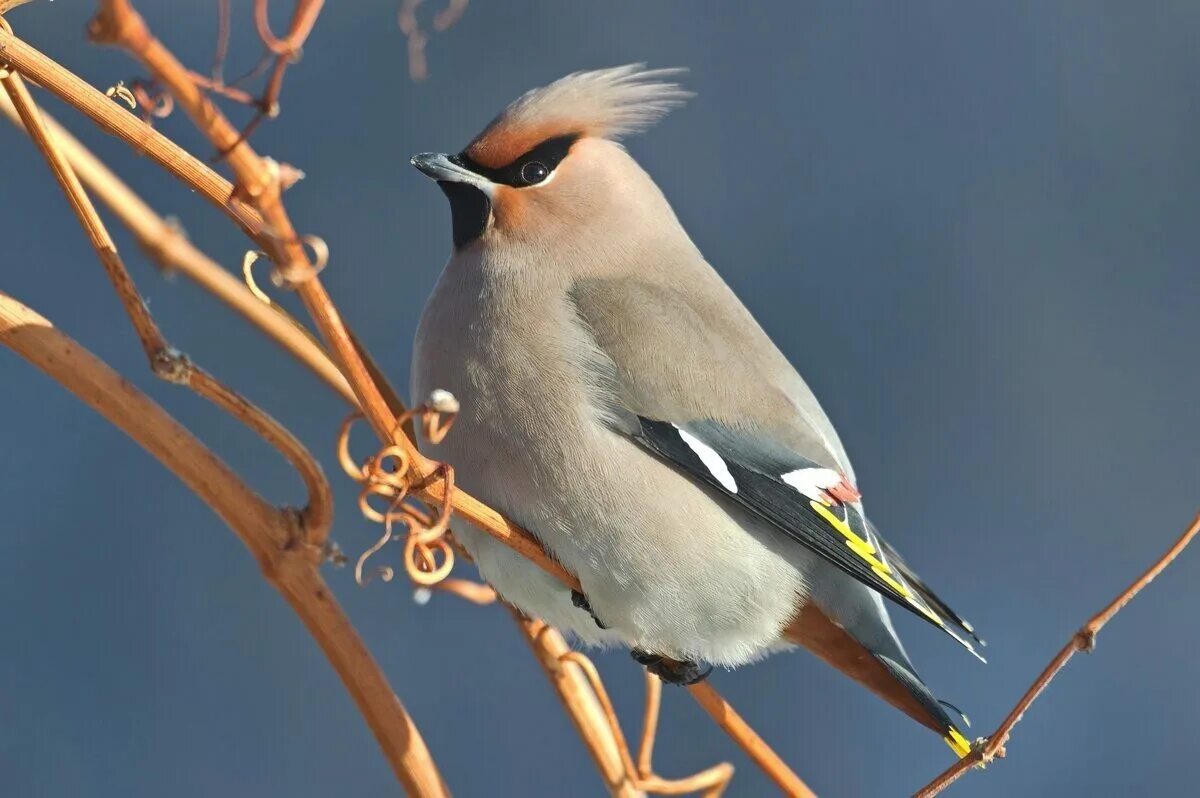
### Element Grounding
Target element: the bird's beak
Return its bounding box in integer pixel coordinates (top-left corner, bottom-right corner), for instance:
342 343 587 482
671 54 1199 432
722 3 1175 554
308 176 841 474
410 152 494 196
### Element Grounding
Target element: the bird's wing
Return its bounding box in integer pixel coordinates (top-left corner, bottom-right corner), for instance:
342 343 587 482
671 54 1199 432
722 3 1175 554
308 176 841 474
568 276 984 660
632 418 983 659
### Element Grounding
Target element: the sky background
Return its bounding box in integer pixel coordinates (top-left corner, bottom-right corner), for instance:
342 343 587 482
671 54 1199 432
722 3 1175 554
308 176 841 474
3 1 1199 796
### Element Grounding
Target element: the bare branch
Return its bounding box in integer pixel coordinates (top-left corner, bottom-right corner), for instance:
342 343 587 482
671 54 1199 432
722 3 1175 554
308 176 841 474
688 681 816 797
0 21 573 591
915 511 1200 797
0 65 333 542
0 89 355 405
0 25 265 238
0 292 449 796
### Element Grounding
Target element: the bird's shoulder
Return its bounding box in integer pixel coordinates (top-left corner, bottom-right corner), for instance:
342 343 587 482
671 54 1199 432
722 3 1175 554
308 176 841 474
566 272 852 474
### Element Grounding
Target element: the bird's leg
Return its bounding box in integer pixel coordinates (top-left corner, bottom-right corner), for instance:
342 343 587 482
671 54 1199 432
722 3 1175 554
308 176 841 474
571 589 610 629
630 649 713 685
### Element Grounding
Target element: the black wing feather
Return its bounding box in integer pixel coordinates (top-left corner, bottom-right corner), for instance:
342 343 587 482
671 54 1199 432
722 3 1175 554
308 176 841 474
632 417 984 660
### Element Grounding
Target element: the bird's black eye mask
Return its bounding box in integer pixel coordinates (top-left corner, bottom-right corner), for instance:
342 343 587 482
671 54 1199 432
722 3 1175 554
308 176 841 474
454 134 579 188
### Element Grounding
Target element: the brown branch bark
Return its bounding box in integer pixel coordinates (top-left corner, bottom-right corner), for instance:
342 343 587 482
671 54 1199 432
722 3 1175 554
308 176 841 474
0 292 449 796
0 27 638 793
914 510 1200 797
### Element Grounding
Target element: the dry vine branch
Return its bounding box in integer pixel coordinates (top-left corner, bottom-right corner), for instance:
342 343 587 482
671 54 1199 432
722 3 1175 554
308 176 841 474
0 292 449 796
398 0 469 81
914 511 1200 797
0 22 570 588
0 87 354 403
0 29 265 236
81 2 582 591
1 65 334 542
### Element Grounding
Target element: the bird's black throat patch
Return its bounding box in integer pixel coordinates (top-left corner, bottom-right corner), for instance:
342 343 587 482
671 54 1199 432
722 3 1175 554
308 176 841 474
438 180 490 248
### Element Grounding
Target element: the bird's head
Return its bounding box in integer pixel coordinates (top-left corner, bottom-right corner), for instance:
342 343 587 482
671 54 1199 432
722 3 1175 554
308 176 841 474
412 65 691 253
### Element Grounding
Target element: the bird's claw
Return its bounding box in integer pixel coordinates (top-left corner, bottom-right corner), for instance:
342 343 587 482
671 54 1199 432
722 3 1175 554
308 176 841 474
630 649 712 685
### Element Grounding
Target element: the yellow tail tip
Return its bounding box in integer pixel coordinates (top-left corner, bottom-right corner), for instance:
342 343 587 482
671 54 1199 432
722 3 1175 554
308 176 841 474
944 728 972 758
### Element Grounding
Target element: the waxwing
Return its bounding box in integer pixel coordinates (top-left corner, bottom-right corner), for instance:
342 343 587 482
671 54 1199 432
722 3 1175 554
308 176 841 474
410 65 982 758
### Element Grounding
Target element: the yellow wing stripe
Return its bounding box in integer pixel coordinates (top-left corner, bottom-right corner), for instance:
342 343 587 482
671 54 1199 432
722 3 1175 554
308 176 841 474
809 501 945 626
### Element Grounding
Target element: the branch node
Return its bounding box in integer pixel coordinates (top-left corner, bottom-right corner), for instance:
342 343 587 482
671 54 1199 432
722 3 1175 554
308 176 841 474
318 538 348 567
150 346 192 384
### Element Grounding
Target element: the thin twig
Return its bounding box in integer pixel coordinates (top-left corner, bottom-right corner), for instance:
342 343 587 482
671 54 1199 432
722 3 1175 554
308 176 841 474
688 681 816 798
518 614 643 798
1 65 333 542
915 511 1200 797
251 0 324 115
637 672 662 780
211 0 230 84
3 13 573 594
0 26 265 238
0 89 354 404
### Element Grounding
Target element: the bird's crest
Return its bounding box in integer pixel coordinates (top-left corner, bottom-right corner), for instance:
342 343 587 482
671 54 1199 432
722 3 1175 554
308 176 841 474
465 64 691 169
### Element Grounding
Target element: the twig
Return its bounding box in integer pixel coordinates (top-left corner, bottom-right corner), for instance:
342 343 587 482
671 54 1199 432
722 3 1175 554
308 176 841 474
0 26 265 238
557 650 735 797
0 89 354 404
254 0 323 56
637 672 662 780
211 0 230 84
915 511 1200 797
0 293 449 797
398 0 468 81
4 6 573 602
1 64 333 542
518 615 644 797
250 0 323 116
429 577 497 605
688 681 816 798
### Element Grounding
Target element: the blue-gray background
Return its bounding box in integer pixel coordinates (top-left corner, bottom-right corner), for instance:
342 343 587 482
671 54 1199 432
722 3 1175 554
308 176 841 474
3 2 1198 796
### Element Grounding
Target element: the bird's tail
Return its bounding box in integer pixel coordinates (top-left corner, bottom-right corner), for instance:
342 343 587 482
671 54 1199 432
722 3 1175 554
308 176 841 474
872 653 972 757
785 604 972 758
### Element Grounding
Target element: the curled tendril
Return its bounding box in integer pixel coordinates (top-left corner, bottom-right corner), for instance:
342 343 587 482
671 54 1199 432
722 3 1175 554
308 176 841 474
271 233 328 288
337 395 461 588
242 249 328 350
104 80 138 110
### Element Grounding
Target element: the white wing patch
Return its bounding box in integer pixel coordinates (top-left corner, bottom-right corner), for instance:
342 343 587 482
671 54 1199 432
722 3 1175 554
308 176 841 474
674 425 738 493
781 467 844 503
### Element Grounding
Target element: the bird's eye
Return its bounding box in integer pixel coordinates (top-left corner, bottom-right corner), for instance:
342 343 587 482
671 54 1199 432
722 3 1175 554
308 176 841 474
520 161 550 184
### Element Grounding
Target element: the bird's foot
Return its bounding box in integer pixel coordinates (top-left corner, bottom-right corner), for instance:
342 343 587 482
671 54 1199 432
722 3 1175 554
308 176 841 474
571 589 609 629
630 649 712 685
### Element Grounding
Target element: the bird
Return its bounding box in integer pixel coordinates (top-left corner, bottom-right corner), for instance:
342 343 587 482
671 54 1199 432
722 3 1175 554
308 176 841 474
409 64 982 758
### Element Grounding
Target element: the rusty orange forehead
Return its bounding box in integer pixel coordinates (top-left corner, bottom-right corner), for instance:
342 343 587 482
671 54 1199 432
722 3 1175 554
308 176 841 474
466 119 590 170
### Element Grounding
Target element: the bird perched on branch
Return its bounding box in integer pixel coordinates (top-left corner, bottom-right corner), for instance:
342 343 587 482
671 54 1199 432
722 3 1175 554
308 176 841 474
411 65 982 757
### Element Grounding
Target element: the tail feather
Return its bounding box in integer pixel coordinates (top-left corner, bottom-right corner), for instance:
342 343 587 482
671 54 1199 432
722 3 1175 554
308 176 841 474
785 603 971 758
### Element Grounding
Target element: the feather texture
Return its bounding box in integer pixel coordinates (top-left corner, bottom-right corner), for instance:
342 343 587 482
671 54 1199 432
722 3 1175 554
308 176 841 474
466 65 692 168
